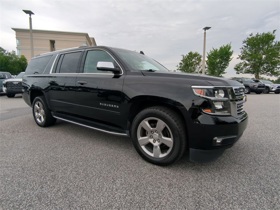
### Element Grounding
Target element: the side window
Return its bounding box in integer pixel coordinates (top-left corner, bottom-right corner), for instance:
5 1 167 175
83 50 116 73
25 55 53 74
57 52 82 73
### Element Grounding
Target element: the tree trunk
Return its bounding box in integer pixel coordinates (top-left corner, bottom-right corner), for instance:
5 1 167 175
255 73 260 79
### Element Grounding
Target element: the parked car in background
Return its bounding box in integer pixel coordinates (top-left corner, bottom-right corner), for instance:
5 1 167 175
254 79 280 94
2 72 25 98
0 71 12 94
231 77 265 94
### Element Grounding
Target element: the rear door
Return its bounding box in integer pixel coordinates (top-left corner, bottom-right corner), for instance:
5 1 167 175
48 50 83 114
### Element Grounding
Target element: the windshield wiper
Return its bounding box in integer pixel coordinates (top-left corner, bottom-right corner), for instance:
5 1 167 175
145 69 157 72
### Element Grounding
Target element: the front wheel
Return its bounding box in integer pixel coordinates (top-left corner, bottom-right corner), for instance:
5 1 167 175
131 107 186 166
7 93 15 98
32 96 56 127
245 87 251 94
263 87 270 94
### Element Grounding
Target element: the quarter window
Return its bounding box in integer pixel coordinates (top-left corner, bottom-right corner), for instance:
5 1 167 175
25 55 53 74
83 50 116 73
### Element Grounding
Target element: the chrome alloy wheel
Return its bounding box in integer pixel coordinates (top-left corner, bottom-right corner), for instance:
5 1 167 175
34 101 45 124
137 117 174 158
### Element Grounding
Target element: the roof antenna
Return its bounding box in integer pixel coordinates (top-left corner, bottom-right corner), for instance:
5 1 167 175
140 51 145 55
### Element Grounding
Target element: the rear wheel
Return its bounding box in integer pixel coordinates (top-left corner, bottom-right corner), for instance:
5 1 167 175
131 106 186 166
32 96 56 127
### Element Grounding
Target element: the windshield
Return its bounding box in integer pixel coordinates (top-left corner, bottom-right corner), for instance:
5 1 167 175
260 80 273 84
114 49 169 72
244 78 254 82
16 72 25 78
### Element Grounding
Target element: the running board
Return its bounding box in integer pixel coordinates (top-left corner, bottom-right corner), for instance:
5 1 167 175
53 115 129 137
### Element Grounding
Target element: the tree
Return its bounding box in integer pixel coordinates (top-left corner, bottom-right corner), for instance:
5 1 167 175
274 77 280 84
234 30 280 79
177 52 202 73
206 44 233 77
0 47 28 75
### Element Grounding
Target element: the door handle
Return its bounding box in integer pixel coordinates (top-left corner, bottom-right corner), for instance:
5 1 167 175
77 81 87 85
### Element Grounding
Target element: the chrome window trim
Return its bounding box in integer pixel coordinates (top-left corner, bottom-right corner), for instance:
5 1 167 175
49 48 124 75
49 54 59 74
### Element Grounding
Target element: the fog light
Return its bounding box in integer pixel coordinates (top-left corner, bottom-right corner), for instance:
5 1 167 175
213 137 223 144
213 135 237 146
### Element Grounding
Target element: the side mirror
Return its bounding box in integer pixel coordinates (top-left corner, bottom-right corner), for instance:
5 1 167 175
97 61 120 74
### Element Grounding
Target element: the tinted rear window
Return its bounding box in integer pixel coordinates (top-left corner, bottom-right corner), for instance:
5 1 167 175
56 52 82 73
25 55 53 74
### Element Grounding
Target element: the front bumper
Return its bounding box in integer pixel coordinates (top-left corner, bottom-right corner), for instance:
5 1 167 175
188 112 248 162
252 87 265 93
3 82 23 94
271 87 280 93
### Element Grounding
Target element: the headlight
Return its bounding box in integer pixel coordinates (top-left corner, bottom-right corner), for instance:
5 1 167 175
214 89 225 98
192 86 232 115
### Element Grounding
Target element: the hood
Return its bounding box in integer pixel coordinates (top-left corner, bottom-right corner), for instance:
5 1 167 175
141 71 243 87
3 78 23 84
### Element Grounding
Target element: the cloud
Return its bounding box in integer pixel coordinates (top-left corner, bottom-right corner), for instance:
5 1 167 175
0 0 279 72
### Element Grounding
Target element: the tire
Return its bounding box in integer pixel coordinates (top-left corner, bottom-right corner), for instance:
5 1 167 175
263 87 270 94
7 94 15 98
32 96 56 127
245 87 251 94
131 106 186 166
275 92 280 94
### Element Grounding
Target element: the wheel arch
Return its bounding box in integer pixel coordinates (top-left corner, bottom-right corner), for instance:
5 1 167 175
30 89 44 104
127 95 189 137
30 89 52 110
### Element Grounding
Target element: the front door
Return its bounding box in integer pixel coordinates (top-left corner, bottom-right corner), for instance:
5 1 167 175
74 49 126 129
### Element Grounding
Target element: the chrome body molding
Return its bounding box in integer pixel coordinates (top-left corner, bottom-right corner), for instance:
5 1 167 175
53 115 128 136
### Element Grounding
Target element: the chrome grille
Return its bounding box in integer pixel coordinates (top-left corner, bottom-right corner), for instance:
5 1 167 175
6 82 22 90
233 87 246 116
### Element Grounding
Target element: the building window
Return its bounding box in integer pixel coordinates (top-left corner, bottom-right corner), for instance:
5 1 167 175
17 49 21 56
50 40 55 51
16 39 20 46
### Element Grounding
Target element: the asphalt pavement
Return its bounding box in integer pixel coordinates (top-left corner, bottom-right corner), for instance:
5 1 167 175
0 93 279 209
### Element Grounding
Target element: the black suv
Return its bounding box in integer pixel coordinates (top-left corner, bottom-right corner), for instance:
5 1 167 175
231 77 265 94
22 46 248 166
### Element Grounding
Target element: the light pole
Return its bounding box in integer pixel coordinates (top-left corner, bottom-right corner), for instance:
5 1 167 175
23 10 34 58
202 26 211 74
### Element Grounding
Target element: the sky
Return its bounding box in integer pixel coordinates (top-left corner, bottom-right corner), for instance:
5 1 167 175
0 0 279 77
